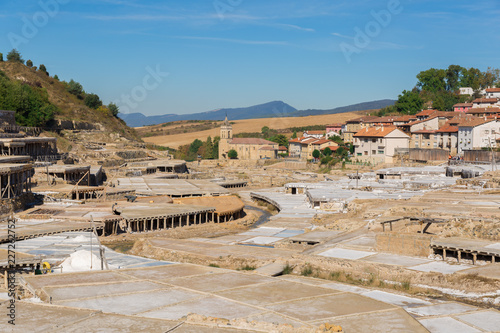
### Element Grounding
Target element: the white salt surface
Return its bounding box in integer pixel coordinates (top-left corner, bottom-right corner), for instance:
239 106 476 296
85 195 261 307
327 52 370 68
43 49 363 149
318 248 375 260
61 250 102 272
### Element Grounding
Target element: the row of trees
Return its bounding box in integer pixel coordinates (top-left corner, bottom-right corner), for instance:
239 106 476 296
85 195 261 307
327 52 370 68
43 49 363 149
175 136 220 161
379 65 500 115
1 49 50 77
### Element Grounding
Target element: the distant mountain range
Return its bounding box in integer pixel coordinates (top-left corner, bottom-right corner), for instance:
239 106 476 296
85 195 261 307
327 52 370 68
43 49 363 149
119 99 396 127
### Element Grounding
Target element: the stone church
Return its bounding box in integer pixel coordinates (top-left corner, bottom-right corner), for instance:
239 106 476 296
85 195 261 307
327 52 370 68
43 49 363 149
218 116 279 160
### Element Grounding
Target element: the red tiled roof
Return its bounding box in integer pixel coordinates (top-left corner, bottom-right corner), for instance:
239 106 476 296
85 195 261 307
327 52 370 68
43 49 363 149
354 126 408 138
321 145 340 151
393 115 417 122
412 129 437 134
458 118 494 127
453 103 473 108
278 146 287 151
305 130 325 135
416 109 438 116
436 125 458 133
345 116 380 124
310 139 330 145
486 88 500 93
230 138 276 145
466 107 500 114
258 145 277 151
473 98 499 103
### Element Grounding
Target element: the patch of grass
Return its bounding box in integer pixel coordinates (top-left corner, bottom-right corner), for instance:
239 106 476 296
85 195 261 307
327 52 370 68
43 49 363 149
106 241 134 254
401 280 411 291
282 263 293 275
238 265 256 271
301 264 313 277
208 263 220 268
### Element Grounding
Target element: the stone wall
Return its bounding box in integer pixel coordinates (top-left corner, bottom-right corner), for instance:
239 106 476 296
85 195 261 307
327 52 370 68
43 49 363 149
376 233 432 257
0 110 16 126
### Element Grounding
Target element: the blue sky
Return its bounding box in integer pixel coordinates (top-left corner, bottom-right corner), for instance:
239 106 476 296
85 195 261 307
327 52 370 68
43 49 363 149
1 0 499 116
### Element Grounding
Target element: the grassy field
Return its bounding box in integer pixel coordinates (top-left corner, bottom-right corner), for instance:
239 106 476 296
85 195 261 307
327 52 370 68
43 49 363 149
143 110 371 148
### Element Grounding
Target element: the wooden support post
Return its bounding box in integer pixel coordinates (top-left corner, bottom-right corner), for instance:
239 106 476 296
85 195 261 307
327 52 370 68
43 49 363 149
472 253 477 265
443 249 446 260
457 251 461 263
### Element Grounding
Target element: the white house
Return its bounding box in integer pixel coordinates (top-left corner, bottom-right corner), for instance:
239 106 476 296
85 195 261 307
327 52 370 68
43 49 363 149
458 119 500 154
485 88 500 99
353 126 410 164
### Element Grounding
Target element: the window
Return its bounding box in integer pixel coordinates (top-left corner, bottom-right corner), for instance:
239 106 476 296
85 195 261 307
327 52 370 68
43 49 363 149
372 139 376 143
357 153 362 156
378 150 384 154
364 151 368 155
433 142 437 148
415 134 419 139
372 150 376 155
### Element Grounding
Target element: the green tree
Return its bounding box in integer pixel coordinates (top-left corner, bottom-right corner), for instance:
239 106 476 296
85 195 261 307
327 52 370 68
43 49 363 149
228 149 238 159
0 53 3 62
26 59 33 68
67 79 84 98
291 131 297 139
312 149 320 160
261 126 270 137
395 89 423 114
212 136 220 159
269 134 288 147
84 93 102 109
201 136 214 159
323 147 332 156
53 75 59 81
460 67 482 91
108 102 119 117
39 64 49 76
6 49 24 64
445 65 465 92
416 68 446 93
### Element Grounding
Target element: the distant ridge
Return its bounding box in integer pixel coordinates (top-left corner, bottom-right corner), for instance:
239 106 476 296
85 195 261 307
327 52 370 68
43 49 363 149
119 99 395 127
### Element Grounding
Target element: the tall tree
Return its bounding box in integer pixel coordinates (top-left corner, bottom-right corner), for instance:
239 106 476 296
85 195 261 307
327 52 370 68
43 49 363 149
108 102 119 117
416 68 446 93
6 49 24 64
445 65 464 92
395 89 424 114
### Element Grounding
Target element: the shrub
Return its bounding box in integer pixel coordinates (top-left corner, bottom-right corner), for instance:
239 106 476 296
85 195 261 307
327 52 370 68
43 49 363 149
228 149 238 159
84 93 102 109
7 49 24 64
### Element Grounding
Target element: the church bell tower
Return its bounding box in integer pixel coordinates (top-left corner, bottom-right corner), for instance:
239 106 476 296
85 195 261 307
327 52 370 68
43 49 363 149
219 114 232 159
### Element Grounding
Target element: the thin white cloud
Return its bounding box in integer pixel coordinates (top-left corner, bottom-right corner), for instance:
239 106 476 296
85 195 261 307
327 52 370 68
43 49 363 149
331 32 353 39
85 14 184 21
174 36 289 46
274 23 315 32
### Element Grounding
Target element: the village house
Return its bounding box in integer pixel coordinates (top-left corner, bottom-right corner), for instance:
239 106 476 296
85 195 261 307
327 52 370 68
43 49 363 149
353 126 410 164
303 130 325 139
485 88 500 99
453 103 473 113
288 137 337 160
325 124 343 138
472 98 500 108
466 107 500 118
343 116 380 143
458 118 500 154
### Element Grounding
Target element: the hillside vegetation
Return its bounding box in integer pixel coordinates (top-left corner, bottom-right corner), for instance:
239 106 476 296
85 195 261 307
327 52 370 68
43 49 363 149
378 65 500 115
0 50 137 139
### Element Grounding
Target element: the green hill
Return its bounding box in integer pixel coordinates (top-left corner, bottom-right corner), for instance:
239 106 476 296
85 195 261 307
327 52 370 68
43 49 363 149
0 60 137 140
